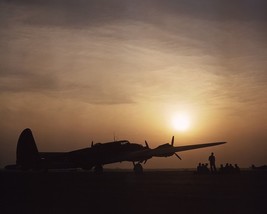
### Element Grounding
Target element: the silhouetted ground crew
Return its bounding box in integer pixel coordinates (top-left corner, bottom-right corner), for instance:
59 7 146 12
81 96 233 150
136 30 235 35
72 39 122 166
208 152 216 173
196 163 210 174
219 163 241 174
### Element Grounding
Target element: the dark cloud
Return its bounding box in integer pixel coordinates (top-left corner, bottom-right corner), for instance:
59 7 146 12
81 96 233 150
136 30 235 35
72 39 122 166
0 71 135 105
156 0 267 22
1 0 143 28
0 69 60 93
2 0 267 29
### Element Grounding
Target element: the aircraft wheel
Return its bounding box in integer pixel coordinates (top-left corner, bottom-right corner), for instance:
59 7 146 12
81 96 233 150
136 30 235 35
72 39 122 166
134 163 143 174
94 165 103 174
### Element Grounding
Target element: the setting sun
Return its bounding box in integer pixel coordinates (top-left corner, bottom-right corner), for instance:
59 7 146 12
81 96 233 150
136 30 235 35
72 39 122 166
171 112 191 132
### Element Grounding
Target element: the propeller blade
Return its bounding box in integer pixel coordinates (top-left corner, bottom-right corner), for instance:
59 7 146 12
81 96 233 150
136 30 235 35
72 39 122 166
91 141 94 147
171 136 174 146
175 153 182 160
145 140 149 148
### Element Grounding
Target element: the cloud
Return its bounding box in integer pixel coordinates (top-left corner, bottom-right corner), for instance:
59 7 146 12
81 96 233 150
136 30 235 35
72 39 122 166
1 0 267 108
3 0 267 28
0 71 59 93
1 0 144 29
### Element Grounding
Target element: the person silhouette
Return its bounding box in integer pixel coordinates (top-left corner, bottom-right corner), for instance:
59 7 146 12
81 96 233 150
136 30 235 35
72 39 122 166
197 162 202 174
208 152 217 173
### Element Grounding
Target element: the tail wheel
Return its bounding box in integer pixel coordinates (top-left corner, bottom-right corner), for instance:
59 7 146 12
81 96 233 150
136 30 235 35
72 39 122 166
133 163 143 174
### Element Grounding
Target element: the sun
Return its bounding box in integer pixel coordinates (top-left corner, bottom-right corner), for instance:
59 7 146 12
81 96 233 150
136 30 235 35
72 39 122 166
171 112 191 132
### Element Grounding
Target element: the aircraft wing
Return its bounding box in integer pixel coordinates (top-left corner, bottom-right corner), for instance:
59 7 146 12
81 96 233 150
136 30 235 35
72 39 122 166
151 141 226 157
126 141 226 160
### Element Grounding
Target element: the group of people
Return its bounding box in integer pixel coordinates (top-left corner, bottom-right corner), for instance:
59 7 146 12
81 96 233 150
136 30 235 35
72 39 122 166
196 152 240 175
196 163 211 174
219 163 240 174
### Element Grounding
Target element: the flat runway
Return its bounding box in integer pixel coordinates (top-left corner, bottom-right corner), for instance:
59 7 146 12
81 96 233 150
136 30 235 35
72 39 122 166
1 170 267 214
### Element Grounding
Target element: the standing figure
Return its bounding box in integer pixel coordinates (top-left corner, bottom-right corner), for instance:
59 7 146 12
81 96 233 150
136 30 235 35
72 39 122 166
208 152 216 173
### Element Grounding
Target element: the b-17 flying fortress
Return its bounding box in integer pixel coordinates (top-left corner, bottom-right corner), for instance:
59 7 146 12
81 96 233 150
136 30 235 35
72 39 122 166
6 128 226 173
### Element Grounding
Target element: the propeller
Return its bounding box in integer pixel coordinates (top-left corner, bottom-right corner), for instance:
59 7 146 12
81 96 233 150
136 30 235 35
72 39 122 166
91 141 94 147
145 140 150 148
170 136 182 160
175 153 182 160
171 136 174 146
142 140 150 164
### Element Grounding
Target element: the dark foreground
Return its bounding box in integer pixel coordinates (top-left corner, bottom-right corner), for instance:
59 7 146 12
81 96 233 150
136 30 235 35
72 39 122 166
1 169 266 214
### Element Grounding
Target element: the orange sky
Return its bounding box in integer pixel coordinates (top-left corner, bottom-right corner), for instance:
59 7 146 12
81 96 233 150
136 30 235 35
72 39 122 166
0 0 267 168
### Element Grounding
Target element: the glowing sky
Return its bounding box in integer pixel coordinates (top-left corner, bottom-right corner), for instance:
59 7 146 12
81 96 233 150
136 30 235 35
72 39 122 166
1 0 267 168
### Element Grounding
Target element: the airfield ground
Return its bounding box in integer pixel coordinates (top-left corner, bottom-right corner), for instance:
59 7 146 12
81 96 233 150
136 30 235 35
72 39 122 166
1 169 266 214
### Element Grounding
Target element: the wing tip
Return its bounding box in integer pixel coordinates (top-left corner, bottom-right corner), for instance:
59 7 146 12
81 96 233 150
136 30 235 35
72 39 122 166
215 141 227 145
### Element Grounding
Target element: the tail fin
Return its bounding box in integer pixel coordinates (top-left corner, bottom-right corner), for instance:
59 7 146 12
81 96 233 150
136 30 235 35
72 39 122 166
16 128 41 169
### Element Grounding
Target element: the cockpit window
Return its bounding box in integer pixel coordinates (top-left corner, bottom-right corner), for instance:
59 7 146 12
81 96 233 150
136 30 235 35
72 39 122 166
120 140 130 145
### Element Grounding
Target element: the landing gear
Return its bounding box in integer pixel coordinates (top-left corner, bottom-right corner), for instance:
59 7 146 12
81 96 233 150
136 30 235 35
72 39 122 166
133 163 143 174
94 165 103 174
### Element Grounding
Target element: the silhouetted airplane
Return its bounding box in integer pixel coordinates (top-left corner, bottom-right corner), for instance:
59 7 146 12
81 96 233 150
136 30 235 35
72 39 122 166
5 128 226 173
